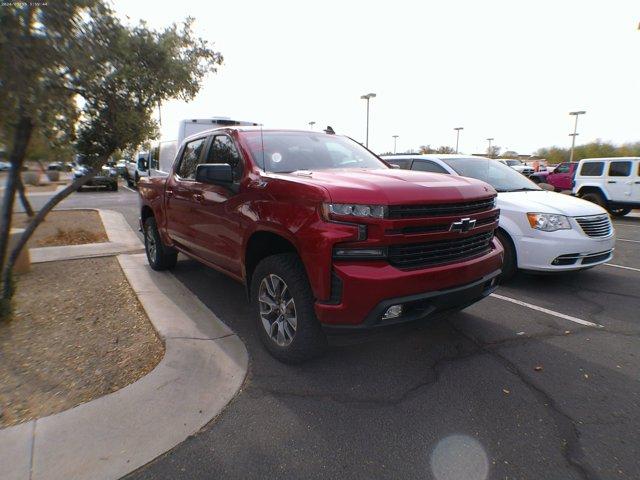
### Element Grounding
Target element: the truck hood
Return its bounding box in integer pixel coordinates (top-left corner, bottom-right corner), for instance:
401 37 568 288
498 190 608 216
277 169 495 204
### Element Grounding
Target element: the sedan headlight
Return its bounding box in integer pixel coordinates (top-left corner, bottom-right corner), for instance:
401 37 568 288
324 203 387 219
527 213 572 232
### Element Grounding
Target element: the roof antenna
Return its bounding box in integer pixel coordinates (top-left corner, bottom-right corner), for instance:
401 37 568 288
260 123 267 173
324 126 335 134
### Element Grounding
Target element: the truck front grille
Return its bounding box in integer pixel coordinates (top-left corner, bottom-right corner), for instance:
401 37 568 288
388 197 495 218
575 214 612 237
388 231 494 269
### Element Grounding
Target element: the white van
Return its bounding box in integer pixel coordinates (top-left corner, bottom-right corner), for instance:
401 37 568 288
148 117 259 175
573 157 640 217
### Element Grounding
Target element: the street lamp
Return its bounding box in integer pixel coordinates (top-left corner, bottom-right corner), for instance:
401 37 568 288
360 93 377 148
569 111 586 162
454 127 464 153
392 135 399 154
308 121 316 130
486 137 494 157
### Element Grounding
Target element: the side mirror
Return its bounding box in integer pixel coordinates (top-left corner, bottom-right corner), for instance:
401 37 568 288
196 163 233 185
389 164 401 169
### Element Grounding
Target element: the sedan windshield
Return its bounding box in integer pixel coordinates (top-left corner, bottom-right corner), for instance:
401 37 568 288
442 157 541 192
242 131 388 173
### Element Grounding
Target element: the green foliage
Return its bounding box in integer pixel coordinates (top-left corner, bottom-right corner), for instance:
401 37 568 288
0 1 223 311
536 140 640 164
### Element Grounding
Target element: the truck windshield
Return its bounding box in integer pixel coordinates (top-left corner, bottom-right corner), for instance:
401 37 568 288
242 131 388 173
442 157 541 192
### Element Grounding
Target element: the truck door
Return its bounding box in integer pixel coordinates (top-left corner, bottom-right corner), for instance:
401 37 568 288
606 160 633 203
189 134 245 276
164 137 208 251
548 162 571 190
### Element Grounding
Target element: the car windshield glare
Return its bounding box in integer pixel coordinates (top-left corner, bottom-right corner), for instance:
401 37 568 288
242 132 388 173
443 157 541 192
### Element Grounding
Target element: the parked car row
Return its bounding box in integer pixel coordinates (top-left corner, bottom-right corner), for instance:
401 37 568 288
382 154 616 280
130 121 636 363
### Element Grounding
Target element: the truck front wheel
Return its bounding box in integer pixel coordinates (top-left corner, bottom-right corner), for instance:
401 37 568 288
251 253 327 363
144 217 177 271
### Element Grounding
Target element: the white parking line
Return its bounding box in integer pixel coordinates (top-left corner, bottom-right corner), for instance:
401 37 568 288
604 263 640 273
618 238 640 243
122 184 137 193
489 293 604 328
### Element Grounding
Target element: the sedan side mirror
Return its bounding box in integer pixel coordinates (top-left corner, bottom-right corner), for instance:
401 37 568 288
196 163 233 186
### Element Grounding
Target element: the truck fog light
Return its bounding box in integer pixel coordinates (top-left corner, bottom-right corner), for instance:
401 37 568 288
382 304 403 320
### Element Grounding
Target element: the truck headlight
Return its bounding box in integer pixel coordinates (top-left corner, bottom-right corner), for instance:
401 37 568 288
325 203 387 219
527 213 571 232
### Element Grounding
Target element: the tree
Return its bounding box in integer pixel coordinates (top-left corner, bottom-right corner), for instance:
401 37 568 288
419 145 436 154
501 150 518 158
436 146 455 154
0 2 222 317
419 145 455 154
487 146 501 158
536 140 640 165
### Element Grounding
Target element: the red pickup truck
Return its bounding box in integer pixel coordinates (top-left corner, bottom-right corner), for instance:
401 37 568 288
138 127 503 362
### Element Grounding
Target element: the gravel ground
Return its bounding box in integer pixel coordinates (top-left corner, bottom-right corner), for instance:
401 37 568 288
12 209 108 247
0 257 164 428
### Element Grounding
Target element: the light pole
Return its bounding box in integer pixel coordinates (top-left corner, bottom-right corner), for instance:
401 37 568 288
569 111 586 162
392 135 399 154
486 137 494 157
454 127 464 153
360 93 376 148
308 121 316 130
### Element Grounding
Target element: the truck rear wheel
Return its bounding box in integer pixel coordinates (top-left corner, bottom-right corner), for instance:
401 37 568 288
144 217 177 271
251 253 327 363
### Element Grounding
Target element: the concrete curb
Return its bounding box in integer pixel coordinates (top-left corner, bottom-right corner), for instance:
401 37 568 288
0 214 249 480
30 209 143 263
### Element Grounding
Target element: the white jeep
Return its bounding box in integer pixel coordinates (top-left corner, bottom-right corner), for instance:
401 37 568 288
573 157 640 217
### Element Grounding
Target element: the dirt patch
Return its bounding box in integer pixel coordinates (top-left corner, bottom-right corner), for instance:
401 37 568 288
12 210 108 247
0 257 164 428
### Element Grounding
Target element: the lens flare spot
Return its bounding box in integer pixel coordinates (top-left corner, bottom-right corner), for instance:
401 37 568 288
430 434 489 480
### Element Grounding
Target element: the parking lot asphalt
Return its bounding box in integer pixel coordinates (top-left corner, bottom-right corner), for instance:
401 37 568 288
13 186 640 480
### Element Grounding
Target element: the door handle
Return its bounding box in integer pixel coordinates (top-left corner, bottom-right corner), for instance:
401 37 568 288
166 188 174 197
635 181 640 184
193 193 204 203
607 181 617 184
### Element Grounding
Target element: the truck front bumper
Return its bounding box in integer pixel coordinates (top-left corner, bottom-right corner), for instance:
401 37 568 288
314 240 503 328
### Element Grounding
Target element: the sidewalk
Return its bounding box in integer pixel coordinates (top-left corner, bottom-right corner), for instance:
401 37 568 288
0 210 248 480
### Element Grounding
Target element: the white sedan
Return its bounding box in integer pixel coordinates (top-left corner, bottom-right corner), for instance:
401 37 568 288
382 154 616 280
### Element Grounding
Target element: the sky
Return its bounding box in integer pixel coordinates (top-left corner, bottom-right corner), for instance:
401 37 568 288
112 0 640 156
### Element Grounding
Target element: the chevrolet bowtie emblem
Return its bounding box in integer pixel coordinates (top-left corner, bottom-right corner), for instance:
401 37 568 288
450 217 476 233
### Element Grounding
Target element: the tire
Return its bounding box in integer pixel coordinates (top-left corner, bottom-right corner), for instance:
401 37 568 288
134 173 140 189
495 230 517 282
125 173 134 188
144 216 177 271
608 207 631 217
111 182 118 192
580 192 605 208
251 253 327 363
530 176 541 184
